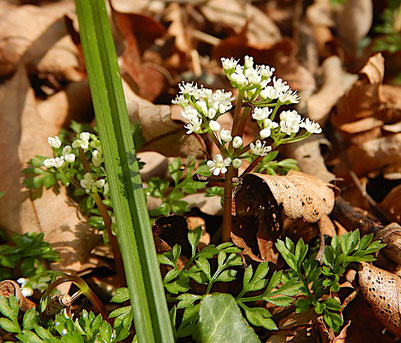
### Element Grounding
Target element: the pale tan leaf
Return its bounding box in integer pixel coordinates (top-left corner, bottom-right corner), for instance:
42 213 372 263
359 262 401 337
0 2 81 80
337 0 373 53
252 170 336 222
380 185 401 225
284 135 336 183
123 79 205 157
200 0 281 47
360 53 385 84
0 66 96 274
340 133 401 176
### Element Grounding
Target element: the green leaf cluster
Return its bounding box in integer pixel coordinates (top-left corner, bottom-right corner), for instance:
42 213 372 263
254 151 299 175
146 158 207 217
0 232 59 281
276 231 385 332
374 0 401 54
0 295 129 343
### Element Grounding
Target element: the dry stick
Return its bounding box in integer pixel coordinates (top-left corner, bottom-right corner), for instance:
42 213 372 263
78 148 126 286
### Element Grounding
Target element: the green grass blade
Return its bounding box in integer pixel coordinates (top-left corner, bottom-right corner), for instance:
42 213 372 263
74 1 174 341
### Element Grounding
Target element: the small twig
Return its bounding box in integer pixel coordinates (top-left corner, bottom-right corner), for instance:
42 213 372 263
240 155 263 177
341 288 359 311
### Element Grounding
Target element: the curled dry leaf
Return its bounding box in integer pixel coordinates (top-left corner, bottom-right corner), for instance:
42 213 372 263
116 12 167 101
358 262 401 337
336 0 373 54
232 171 336 263
336 133 401 176
0 280 36 312
252 170 336 223
380 186 401 225
200 0 281 48
0 3 81 80
0 66 96 275
123 79 205 157
307 55 357 125
375 222 401 266
284 134 336 183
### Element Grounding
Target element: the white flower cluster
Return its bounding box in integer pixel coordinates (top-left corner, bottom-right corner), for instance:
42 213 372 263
44 136 76 169
221 56 299 105
17 275 52 297
80 172 107 193
279 110 322 136
172 83 234 135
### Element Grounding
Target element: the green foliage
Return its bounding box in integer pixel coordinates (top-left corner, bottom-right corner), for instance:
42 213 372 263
276 231 385 332
0 232 59 281
254 151 299 175
159 227 300 340
374 0 401 54
0 295 129 343
199 294 260 343
146 158 207 217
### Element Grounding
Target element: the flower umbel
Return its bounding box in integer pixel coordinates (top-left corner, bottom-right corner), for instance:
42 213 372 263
207 154 232 176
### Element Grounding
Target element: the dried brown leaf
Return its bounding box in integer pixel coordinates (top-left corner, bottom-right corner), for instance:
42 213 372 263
284 135 336 183
253 171 336 223
0 3 81 80
307 56 356 124
200 0 281 48
336 0 373 53
358 262 401 337
0 67 96 274
380 185 401 225
123 79 205 157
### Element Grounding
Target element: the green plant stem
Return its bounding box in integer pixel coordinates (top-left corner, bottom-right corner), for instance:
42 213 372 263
43 275 109 321
231 91 245 142
237 106 252 137
77 148 125 286
92 192 126 286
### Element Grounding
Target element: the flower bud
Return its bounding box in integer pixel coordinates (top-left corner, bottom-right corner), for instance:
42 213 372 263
232 136 242 148
220 129 232 142
233 158 242 169
48 136 61 149
209 120 220 132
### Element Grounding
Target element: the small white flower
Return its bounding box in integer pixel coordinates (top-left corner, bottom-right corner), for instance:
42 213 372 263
273 77 290 93
221 57 238 71
207 107 217 119
64 154 75 163
80 132 90 142
207 154 232 176
301 118 322 134
104 182 109 195
263 118 279 130
80 173 94 193
259 65 274 79
61 329 67 336
178 82 199 97
43 158 55 169
53 157 65 168
260 86 279 100
184 116 202 134
94 179 105 188
252 107 272 121
232 136 243 149
245 68 261 85
181 106 199 122
280 110 302 135
260 128 271 139
231 72 248 87
233 158 242 169
244 55 254 69
279 90 300 104
197 100 208 114
72 139 89 151
220 129 232 142
48 136 61 149
250 140 271 156
92 149 104 167
209 120 220 132
171 94 189 107
62 145 72 155
17 278 33 297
